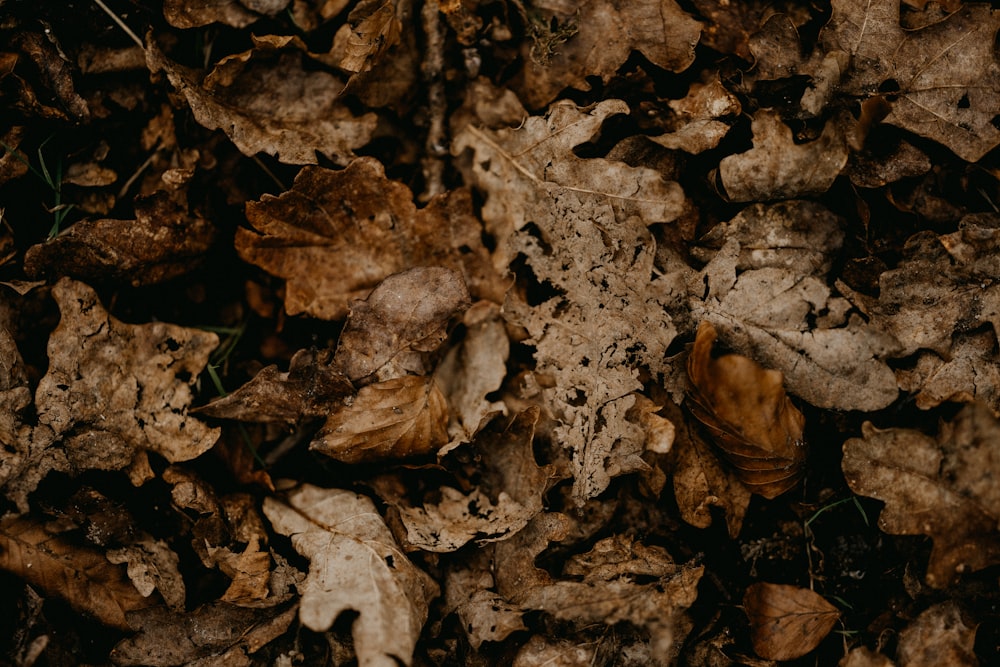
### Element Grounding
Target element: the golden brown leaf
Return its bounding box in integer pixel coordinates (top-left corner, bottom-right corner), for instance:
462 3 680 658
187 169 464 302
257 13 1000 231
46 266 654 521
687 320 806 498
743 583 840 661
333 0 401 73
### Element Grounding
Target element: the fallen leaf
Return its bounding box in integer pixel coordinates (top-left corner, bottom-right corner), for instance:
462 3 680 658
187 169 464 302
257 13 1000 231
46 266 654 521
513 636 597 666
687 320 806 498
716 109 849 202
262 484 439 666
333 0 401 73
34 278 219 478
106 538 186 611
236 158 499 319
842 402 1000 587
0 514 158 630
334 267 470 382
743 583 840 661
23 191 216 287
895 330 1000 412
847 139 931 189
147 35 376 165
311 375 449 463
649 75 741 154
896 601 978 667
444 553 528 648
514 0 701 108
839 647 896 667
162 0 262 28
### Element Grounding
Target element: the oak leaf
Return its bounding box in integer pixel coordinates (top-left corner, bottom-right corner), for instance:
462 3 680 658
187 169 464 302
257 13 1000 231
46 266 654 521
842 402 1000 587
895 330 1000 413
896 601 979 667
262 484 439 667
743 583 840 661
649 75 741 154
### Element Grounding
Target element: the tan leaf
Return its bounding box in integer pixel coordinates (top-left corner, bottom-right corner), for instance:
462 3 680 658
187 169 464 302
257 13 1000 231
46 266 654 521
24 191 216 287
311 375 448 463
106 538 186 611
262 484 439 666
649 75 741 154
35 278 219 474
716 109 849 202
839 647 896 667
843 402 1000 588
743 583 840 661
236 159 500 319
896 601 978 667
445 553 528 648
0 515 158 630
333 0 401 73
162 0 262 28
334 267 470 382
687 321 806 499
146 35 376 165
895 330 1000 413
514 0 701 108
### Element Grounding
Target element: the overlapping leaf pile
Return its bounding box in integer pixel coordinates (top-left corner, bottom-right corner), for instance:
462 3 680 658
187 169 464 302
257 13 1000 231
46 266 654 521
2 0 1000 664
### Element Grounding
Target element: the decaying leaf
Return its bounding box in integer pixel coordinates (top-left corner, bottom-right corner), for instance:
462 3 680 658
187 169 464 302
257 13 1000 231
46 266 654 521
236 158 499 319
311 375 448 463
23 191 216 287
0 515 159 630
843 402 1000 587
716 109 849 202
895 330 1000 413
839 647 896 667
687 320 806 499
262 484 439 667
896 601 979 667
106 538 186 611
35 278 219 478
743 583 840 661
147 35 376 165
162 0 281 28
333 0 401 73
334 267 471 382
514 0 701 108
649 75 741 154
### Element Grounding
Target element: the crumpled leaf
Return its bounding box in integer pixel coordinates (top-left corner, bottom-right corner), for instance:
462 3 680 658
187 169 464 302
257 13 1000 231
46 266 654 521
455 99 685 503
334 267 471 382
236 158 500 319
743 583 840 661
445 552 528 649
687 321 806 499
147 35 376 165
0 514 159 630
896 601 979 667
111 600 298 666
649 75 741 154
262 484 439 667
311 375 449 463
35 278 219 476
106 538 186 611
895 329 1000 413
839 647 896 667
333 0 401 73
716 109 849 202
162 0 289 28
23 191 216 287
842 401 1000 587
514 0 701 108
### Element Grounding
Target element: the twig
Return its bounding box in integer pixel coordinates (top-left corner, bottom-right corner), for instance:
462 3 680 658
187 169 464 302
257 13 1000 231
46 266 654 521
92 0 145 49
420 0 446 200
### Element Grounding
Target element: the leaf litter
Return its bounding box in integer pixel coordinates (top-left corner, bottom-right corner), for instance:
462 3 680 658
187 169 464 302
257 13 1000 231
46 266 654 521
1 0 1000 665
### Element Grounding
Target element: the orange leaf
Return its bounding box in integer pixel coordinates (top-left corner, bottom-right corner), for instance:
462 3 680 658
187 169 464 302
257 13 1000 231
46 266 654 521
743 582 839 661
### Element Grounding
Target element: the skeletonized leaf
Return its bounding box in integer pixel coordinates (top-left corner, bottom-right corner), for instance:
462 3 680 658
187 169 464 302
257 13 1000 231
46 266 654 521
744 583 840 661
262 485 438 667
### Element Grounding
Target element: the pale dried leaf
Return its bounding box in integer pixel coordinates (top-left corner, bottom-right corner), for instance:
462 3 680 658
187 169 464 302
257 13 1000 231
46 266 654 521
895 330 1000 413
106 538 186 610
839 647 896 667
311 375 449 463
743 583 840 661
262 484 438 667
445 558 527 648
843 402 1000 587
897 601 979 667
650 76 740 153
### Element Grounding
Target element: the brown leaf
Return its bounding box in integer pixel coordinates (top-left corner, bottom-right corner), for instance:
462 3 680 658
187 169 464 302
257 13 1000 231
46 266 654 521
839 647 896 667
333 0 401 73
743 583 840 661
262 484 439 665
311 375 448 463
843 402 1000 588
24 191 216 287
162 0 262 28
0 515 158 631
334 267 471 382
716 109 849 202
896 601 978 667
35 278 219 476
106 538 186 611
514 0 701 108
236 158 500 319
895 330 1000 413
146 35 376 165
649 75 741 154
687 320 806 499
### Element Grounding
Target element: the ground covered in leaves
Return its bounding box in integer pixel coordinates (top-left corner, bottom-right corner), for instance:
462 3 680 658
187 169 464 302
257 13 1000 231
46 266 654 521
2 0 1000 665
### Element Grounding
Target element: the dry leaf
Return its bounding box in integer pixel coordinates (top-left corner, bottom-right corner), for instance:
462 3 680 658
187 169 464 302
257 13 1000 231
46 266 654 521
334 267 470 382
35 278 219 477
895 330 1000 413
687 320 806 499
0 514 158 630
262 484 439 666
24 191 215 287
333 0 401 73
106 538 186 611
147 35 376 165
236 159 499 319
843 402 1000 588
445 554 528 648
743 583 840 661
896 601 978 667
649 75 741 154
311 375 448 463
514 0 701 108
716 109 849 202
839 647 896 667
162 0 263 28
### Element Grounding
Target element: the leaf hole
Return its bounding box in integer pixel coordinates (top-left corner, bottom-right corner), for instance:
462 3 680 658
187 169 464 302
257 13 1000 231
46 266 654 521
958 93 971 109
384 554 395 568
991 115 1000 131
